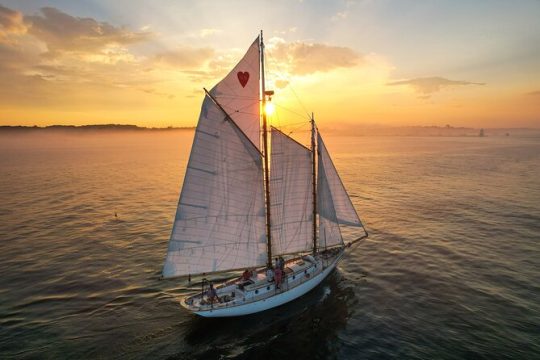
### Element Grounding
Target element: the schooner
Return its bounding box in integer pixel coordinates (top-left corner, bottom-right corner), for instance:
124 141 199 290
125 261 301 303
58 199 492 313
162 32 368 317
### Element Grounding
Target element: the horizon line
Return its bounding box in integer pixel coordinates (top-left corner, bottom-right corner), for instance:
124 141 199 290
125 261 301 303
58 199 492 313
1 124 539 131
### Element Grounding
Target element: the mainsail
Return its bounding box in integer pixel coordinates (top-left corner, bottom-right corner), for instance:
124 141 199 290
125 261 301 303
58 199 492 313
163 38 266 278
270 128 313 255
317 132 365 248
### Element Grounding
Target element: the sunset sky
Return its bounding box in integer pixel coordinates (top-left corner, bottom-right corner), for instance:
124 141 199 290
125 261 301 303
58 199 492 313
1 0 539 128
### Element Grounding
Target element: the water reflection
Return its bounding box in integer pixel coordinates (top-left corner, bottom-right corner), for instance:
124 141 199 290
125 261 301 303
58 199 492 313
1 131 539 359
180 271 354 359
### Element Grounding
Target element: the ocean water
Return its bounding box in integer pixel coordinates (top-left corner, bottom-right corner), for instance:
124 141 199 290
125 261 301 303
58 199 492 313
0 130 539 359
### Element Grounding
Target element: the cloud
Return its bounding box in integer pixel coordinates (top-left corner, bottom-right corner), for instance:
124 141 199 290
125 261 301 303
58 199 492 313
387 77 485 94
153 46 215 68
273 27 298 35
331 0 357 21
0 5 158 108
527 90 540 96
199 28 221 38
331 11 348 21
141 88 175 99
0 5 28 42
24 7 151 55
269 39 362 75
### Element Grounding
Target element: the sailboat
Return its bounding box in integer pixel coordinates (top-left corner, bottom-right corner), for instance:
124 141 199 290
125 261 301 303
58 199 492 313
162 32 368 317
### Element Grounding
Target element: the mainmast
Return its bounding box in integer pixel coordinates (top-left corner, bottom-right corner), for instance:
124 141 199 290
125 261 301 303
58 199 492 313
311 113 318 255
260 31 273 268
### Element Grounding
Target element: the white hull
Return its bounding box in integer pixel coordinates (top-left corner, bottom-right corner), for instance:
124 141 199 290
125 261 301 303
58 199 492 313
181 249 343 317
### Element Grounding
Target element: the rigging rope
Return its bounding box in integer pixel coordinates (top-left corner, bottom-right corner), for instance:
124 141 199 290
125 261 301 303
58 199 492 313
264 48 312 121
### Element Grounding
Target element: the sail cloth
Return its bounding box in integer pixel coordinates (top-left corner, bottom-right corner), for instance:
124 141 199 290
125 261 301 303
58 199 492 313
270 128 314 255
163 39 267 278
209 37 261 149
317 132 365 248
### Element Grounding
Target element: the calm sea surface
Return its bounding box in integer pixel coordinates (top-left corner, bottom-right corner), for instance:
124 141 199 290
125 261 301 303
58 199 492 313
0 131 539 359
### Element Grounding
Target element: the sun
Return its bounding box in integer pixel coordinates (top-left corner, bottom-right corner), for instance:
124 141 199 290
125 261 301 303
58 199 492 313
265 102 275 116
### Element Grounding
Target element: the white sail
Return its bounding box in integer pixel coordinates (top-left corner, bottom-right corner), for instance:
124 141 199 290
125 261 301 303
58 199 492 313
209 37 261 149
163 37 267 277
270 128 314 255
317 132 364 248
317 159 343 248
318 133 363 227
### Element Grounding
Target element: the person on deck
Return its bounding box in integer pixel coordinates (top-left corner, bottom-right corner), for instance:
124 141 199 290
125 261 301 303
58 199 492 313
278 256 285 271
274 267 283 289
242 269 251 281
207 283 220 304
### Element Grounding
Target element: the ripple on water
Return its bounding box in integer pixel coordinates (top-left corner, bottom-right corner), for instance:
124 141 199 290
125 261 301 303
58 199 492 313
0 133 539 359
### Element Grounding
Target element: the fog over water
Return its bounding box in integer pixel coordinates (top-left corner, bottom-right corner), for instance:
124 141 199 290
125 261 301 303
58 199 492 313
0 130 539 359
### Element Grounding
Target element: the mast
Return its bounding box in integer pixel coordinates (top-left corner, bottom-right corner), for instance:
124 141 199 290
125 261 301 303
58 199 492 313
311 113 318 255
260 30 273 268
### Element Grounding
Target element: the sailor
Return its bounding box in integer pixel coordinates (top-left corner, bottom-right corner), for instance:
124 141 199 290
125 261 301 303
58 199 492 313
242 269 251 281
207 283 220 303
278 256 285 271
274 267 283 289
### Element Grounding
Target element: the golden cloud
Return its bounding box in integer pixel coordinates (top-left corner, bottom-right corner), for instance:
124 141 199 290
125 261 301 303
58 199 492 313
153 47 215 68
0 5 28 42
25 7 152 55
268 39 362 75
387 76 485 95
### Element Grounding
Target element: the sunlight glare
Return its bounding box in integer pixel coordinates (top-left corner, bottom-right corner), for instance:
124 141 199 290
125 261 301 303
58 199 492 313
265 102 275 116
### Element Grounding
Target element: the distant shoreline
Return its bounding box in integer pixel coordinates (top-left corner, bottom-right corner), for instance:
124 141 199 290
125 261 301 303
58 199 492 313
0 124 194 132
0 124 538 137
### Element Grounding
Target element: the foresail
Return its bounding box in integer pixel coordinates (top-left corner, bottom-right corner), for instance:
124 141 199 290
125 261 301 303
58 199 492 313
163 96 267 278
270 128 313 255
210 37 261 149
317 132 365 248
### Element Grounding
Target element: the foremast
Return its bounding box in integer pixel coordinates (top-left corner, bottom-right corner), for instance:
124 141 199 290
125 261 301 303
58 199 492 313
260 31 273 268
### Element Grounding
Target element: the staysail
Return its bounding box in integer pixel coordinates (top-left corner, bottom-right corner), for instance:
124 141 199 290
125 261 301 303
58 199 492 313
270 128 314 255
163 38 266 278
317 132 365 248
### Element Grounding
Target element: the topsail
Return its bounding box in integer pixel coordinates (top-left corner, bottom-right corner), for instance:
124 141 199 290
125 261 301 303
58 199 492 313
209 38 261 149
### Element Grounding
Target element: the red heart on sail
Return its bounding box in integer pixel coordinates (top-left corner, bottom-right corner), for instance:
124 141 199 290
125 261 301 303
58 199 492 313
237 71 249 87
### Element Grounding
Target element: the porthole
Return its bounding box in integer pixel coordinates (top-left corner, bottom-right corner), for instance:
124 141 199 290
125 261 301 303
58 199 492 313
292 275 295 279
255 289 259 294
267 286 270 290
